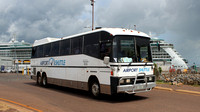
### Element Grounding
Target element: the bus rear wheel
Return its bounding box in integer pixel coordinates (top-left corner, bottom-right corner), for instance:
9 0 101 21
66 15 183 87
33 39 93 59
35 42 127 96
37 75 42 85
41 75 47 87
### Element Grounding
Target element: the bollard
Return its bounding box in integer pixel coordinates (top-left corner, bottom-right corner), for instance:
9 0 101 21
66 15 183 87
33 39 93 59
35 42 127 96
27 68 29 75
22 68 24 75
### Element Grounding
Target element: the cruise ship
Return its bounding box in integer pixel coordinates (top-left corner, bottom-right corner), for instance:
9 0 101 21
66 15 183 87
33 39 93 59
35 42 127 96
0 38 32 72
150 38 188 71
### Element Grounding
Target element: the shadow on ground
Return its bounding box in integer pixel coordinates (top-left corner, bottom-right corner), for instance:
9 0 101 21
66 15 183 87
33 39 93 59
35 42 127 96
25 82 148 103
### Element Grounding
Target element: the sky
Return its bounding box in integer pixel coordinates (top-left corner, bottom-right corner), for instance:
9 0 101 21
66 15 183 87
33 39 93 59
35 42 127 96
0 0 199 66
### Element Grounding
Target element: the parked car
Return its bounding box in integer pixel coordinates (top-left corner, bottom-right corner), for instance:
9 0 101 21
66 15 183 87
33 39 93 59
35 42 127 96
5 68 16 73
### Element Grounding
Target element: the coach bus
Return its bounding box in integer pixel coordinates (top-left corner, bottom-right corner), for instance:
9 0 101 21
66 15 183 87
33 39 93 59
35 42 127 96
31 28 156 97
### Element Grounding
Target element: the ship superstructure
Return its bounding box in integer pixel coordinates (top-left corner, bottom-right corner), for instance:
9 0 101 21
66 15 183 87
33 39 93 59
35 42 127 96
150 38 188 71
0 38 32 71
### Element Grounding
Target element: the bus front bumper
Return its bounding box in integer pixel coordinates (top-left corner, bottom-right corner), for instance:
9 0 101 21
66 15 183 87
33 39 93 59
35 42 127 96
117 82 156 94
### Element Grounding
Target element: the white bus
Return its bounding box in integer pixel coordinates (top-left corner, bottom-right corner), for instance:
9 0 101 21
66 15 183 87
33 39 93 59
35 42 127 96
31 28 156 97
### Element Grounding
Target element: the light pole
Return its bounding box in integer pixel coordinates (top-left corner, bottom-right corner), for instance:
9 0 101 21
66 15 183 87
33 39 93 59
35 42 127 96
90 0 95 30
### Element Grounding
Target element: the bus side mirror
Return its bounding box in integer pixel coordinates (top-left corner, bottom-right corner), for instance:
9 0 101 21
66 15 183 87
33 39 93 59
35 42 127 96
104 56 110 65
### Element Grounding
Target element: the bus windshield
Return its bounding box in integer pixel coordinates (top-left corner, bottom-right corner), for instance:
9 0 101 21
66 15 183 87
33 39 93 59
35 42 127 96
113 36 152 63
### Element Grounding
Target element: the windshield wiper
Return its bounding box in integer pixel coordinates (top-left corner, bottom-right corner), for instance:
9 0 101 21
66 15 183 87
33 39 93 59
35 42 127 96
145 62 148 66
128 62 132 66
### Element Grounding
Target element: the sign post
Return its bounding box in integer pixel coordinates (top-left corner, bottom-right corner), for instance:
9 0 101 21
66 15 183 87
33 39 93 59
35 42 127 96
90 0 95 30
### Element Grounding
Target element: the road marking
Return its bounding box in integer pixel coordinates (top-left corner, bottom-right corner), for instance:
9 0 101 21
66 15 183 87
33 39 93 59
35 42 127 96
0 98 43 112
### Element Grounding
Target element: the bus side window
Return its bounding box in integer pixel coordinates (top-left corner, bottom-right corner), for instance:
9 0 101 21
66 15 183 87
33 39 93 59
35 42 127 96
32 47 37 58
51 41 60 56
71 37 82 54
44 43 51 57
100 42 112 59
60 39 70 55
38 45 44 58
84 33 100 58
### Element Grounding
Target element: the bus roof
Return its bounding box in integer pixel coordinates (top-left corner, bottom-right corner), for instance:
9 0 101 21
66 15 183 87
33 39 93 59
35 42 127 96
33 28 150 47
33 37 60 46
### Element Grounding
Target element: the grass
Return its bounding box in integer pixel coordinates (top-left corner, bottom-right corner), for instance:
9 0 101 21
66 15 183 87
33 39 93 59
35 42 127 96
191 84 200 87
156 80 200 87
156 80 169 85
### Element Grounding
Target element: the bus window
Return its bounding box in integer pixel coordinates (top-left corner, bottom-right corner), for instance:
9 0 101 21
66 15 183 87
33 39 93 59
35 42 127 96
100 42 112 59
32 47 37 58
101 31 113 41
60 39 71 55
51 41 60 56
72 37 82 54
113 36 136 63
38 45 44 58
84 33 99 58
136 37 151 62
44 43 51 57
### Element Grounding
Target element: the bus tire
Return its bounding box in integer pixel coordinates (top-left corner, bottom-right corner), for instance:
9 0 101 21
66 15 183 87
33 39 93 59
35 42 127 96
90 81 100 97
37 74 42 85
41 74 47 87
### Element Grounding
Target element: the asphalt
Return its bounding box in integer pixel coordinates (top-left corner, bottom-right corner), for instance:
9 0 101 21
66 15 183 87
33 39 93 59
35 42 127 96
0 73 200 112
1 85 199 112
0 73 42 112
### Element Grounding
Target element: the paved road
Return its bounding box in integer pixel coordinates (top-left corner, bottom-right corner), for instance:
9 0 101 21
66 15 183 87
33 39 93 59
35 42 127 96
0 73 200 112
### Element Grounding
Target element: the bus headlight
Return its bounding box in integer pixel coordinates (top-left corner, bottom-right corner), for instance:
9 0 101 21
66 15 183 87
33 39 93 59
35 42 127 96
149 77 153 81
119 78 134 85
126 79 131 83
147 76 155 82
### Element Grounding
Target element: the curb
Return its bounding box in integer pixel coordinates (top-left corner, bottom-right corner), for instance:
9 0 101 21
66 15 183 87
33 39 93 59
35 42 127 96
175 89 200 95
154 86 173 91
155 86 200 95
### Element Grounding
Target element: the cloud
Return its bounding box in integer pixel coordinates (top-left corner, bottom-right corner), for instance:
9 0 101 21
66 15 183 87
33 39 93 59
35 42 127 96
95 0 200 65
0 0 199 65
0 0 90 43
164 0 200 38
161 0 200 65
96 0 200 38
96 0 168 35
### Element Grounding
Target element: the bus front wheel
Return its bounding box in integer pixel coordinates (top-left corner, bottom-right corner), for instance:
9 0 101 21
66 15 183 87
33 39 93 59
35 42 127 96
90 82 100 97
